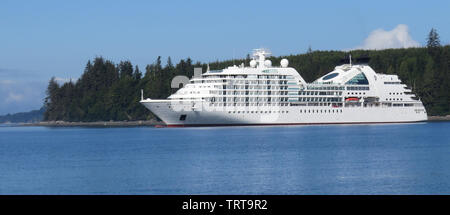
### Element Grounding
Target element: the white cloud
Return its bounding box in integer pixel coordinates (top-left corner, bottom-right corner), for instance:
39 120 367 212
0 80 46 115
354 24 420 50
6 92 24 103
54 77 77 85
54 77 69 83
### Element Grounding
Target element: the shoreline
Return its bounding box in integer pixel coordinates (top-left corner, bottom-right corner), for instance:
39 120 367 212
11 115 450 127
21 120 164 127
427 115 450 121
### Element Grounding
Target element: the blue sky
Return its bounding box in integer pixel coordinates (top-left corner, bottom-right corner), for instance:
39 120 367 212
0 0 449 114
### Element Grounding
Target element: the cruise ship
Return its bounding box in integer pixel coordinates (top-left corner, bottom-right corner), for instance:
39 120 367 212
140 49 427 127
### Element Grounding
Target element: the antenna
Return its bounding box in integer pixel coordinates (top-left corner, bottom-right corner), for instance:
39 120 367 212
233 49 235 66
349 54 352 66
207 63 210 72
252 48 271 68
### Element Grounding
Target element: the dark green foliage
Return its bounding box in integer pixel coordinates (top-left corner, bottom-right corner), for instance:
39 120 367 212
427 28 441 48
44 46 450 121
118 61 133 78
427 28 442 57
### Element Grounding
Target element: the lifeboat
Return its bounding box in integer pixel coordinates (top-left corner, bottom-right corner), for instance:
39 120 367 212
345 97 359 102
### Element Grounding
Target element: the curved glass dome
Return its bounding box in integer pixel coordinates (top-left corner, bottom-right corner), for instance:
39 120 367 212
322 73 339 80
346 72 369 85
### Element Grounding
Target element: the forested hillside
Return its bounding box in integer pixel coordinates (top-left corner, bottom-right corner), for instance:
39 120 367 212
0 107 45 123
43 45 450 122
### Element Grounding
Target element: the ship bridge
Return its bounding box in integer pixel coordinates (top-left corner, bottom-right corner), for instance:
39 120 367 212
314 64 375 85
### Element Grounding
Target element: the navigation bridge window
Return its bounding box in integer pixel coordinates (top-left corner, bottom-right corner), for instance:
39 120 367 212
347 86 369 90
346 73 369 85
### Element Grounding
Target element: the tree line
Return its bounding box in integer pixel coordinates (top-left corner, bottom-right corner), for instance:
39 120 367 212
44 31 449 121
0 107 45 123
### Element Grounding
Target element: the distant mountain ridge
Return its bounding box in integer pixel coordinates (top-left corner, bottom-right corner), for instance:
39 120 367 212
0 107 45 123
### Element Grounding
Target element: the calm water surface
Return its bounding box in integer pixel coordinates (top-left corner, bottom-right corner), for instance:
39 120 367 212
0 122 449 194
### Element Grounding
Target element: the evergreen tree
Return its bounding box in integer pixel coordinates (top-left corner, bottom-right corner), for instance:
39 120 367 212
43 77 60 120
133 65 142 81
307 45 313 54
118 61 133 78
167 56 174 69
427 28 441 48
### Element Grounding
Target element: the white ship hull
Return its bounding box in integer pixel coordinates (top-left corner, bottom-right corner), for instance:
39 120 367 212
141 100 427 127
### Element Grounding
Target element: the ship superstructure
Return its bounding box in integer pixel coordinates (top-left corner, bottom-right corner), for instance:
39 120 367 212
140 49 427 127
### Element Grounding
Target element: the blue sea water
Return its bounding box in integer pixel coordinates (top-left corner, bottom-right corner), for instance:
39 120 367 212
0 122 449 194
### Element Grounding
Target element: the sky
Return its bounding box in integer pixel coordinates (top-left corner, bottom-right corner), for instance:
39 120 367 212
1 0 449 115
